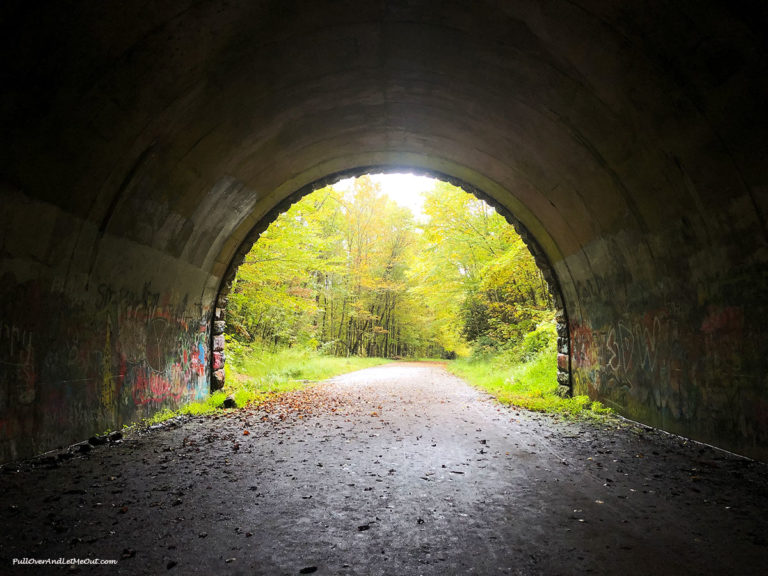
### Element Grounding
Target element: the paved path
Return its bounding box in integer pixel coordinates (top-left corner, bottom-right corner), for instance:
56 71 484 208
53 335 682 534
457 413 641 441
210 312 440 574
2 362 768 575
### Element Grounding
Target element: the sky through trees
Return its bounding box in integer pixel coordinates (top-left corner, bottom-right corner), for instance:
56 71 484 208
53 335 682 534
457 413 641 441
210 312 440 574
227 175 554 359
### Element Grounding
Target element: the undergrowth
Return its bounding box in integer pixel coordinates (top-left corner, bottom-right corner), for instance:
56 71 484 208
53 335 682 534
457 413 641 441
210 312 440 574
448 320 614 422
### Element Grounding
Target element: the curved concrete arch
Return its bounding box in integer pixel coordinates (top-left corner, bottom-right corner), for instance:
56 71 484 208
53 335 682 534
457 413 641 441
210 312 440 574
209 164 572 395
1 0 766 461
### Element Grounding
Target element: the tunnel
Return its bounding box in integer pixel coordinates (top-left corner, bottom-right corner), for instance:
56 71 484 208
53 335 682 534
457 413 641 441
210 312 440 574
1 0 767 463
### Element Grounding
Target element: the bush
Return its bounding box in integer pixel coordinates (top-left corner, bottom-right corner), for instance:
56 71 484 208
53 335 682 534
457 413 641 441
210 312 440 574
448 330 613 422
517 320 557 360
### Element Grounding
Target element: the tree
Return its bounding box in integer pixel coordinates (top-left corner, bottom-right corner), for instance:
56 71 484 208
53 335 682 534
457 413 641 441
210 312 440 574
227 176 554 359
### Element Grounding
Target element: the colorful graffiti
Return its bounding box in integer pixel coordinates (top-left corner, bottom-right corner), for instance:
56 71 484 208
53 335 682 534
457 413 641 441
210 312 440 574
571 313 665 372
569 311 668 406
0 275 213 462
568 302 758 431
127 327 208 406
570 322 596 371
605 315 662 375
105 284 210 408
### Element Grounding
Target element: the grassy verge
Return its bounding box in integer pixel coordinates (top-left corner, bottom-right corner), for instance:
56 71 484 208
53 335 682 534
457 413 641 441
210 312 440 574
447 351 612 421
141 348 390 426
230 347 389 388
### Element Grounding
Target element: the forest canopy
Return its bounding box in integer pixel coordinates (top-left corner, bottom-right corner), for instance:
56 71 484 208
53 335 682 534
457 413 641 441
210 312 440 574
226 176 555 360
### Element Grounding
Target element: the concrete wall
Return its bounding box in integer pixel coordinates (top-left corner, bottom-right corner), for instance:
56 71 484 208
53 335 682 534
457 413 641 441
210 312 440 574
1 0 766 461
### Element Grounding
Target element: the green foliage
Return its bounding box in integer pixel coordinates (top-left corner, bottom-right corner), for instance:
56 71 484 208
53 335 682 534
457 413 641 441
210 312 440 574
447 318 613 419
503 318 558 363
141 390 231 426
227 174 556 367
413 181 553 356
448 335 613 421
228 177 440 357
227 345 389 392
219 348 391 411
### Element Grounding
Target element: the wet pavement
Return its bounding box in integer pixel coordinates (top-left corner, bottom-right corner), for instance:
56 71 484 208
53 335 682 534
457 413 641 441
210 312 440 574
1 362 768 575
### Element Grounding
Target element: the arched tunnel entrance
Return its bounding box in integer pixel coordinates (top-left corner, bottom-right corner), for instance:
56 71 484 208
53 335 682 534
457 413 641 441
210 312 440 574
211 168 572 397
1 0 767 465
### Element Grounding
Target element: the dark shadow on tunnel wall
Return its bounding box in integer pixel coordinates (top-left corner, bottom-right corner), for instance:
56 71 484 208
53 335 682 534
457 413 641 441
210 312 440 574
210 166 572 395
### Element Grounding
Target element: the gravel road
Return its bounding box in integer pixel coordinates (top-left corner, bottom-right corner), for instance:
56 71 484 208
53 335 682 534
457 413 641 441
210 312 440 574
2 362 767 575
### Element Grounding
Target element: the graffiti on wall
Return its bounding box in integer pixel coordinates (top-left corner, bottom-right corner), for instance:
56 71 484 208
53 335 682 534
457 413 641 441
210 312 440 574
569 311 671 409
605 316 662 375
103 283 209 408
127 323 208 406
569 303 754 427
0 276 212 462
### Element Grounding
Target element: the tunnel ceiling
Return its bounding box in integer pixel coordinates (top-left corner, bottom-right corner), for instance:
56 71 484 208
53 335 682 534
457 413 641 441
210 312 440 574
3 0 765 275
1 0 767 462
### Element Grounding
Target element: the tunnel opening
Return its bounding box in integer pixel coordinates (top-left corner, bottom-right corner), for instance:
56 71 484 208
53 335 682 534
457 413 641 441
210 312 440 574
211 168 571 406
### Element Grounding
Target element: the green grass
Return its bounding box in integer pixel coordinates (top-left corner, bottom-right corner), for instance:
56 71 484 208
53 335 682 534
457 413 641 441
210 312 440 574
136 343 609 429
140 348 390 427
224 347 390 406
447 351 613 421
142 390 231 426
230 347 389 389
